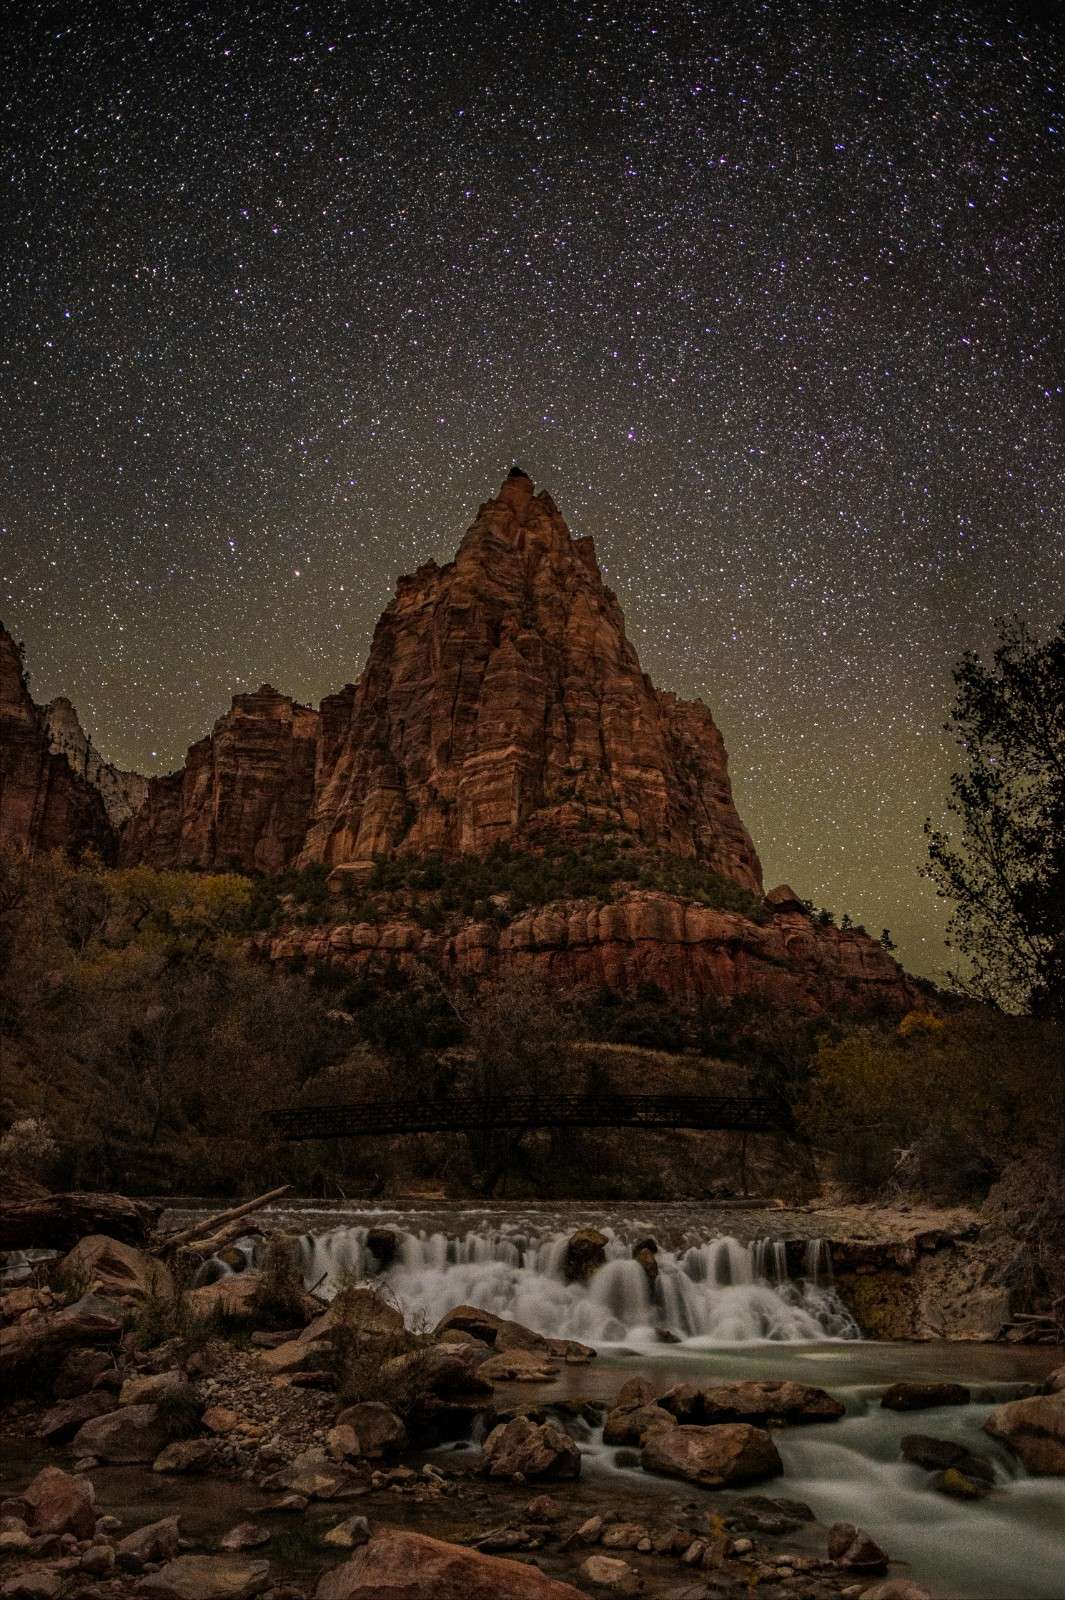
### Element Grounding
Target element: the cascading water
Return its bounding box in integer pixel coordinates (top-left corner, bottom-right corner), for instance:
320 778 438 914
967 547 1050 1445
216 1222 859 1344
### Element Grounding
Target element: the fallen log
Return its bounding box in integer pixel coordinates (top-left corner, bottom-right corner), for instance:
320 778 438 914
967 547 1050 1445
154 1184 291 1255
0 1192 159 1253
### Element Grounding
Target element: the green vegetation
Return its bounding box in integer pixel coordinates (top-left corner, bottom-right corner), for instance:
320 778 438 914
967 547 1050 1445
247 839 768 931
799 1007 1062 1198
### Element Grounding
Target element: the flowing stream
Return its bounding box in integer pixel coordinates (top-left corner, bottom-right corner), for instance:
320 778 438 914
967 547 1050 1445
180 1200 1065 1599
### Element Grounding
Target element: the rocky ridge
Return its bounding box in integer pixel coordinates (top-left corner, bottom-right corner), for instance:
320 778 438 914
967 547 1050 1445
0 625 114 862
2 474 915 1015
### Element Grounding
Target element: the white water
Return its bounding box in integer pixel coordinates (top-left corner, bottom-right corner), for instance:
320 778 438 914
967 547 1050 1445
221 1221 859 1345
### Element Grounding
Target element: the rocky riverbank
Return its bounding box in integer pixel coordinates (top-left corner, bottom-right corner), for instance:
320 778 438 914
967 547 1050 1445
2 1215 1063 1600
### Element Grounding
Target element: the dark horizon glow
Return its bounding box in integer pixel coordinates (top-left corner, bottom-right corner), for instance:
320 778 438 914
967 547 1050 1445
3 3 1063 979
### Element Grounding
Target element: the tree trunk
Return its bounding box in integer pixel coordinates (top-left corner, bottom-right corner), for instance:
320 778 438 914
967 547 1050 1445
0 1192 160 1251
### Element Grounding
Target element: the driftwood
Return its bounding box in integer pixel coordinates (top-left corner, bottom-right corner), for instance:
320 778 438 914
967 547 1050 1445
0 1192 159 1253
154 1185 291 1258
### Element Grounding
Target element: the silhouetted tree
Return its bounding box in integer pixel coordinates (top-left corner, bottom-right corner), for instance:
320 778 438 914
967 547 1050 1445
924 619 1065 1016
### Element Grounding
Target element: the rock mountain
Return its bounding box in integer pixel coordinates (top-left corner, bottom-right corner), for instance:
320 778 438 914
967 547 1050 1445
1 472 916 1012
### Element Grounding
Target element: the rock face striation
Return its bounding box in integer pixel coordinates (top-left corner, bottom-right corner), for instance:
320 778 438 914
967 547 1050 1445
0 623 115 860
300 469 762 889
120 686 318 873
125 471 761 886
44 696 147 827
2 474 918 1015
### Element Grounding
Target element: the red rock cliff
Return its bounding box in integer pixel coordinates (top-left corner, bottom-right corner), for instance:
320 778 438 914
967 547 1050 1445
301 470 762 890
120 686 319 874
0 624 114 860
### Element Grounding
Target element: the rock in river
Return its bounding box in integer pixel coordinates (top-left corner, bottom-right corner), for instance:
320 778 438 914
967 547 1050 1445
640 1423 783 1487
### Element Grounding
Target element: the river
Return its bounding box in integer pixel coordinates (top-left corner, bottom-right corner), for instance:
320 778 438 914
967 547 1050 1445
165 1198 1064 1599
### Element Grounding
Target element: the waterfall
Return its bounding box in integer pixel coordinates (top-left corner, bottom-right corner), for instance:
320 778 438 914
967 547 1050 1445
209 1221 859 1345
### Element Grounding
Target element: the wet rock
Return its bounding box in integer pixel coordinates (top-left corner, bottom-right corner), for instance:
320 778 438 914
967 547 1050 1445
880 1381 971 1411
1046 1365 1065 1394
70 1401 174 1463
52 1348 114 1399
657 1383 702 1421
899 1435 995 1482
697 1379 845 1425
724 1495 815 1534
365 1227 399 1269
384 1343 495 1438
320 1515 370 1550
603 1401 676 1446
634 1247 658 1283
115 1515 181 1569
119 1368 189 1406
482 1416 581 1481
827 1523 888 1573
641 1423 783 1488
982 1392 1065 1474
0 1569 63 1599
36 1390 115 1443
525 1494 562 1523
220 1525 271 1551
314 1528 585 1598
600 1523 650 1549
21 1468 96 1539
478 1348 560 1382
930 1466 991 1499
615 1378 657 1410
564 1228 608 1282
137 1554 272 1598
434 1305 594 1364
333 1401 407 1459
58 1233 173 1303
579 1553 638 1590
153 1438 215 1474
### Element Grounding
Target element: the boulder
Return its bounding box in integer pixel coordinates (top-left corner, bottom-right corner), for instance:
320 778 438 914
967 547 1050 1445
698 1379 845 1424
302 1287 405 1349
116 1515 182 1569
0 1292 123 1378
1046 1365 1065 1394
137 1554 271 1598
314 1529 585 1599
827 1522 888 1573
434 1305 593 1364
58 1233 172 1303
70 1401 175 1463
614 1377 657 1410
640 1423 783 1487
21 1468 95 1538
259 1336 334 1376
219 1524 271 1551
880 1381 971 1411
320 1515 371 1550
153 1438 214 1473
119 1368 189 1406
36 1391 115 1443
365 1227 399 1269
860 1584 934 1600
478 1348 560 1382
482 1416 581 1481
0 1569 63 1599
579 1553 637 1589
982 1392 1065 1474
564 1228 608 1282
185 1275 266 1325
333 1401 407 1459
602 1402 676 1446
52 1346 114 1398
381 1343 495 1437
900 1434 995 1482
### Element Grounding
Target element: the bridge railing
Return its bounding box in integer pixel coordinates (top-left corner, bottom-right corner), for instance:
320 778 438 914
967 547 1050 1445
268 1091 789 1141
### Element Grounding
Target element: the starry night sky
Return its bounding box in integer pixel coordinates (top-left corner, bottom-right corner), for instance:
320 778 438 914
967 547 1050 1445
3 2 1063 978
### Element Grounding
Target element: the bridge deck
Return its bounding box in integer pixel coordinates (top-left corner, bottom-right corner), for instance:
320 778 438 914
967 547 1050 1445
269 1091 787 1141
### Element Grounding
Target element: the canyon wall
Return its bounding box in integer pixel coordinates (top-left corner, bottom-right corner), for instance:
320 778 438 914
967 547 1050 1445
0 624 114 861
